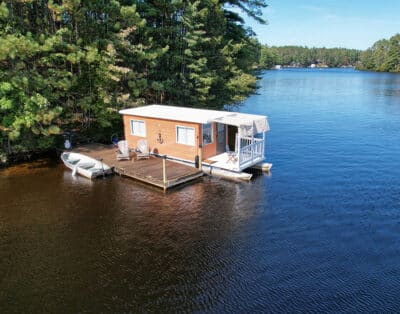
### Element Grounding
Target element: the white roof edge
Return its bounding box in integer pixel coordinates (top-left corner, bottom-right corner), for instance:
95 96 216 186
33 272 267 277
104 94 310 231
119 104 268 125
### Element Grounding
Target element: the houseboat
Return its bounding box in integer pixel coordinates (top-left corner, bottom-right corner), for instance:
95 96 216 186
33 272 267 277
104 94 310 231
119 105 271 180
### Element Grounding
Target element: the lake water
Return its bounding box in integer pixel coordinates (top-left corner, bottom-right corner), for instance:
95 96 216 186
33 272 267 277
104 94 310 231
1 68 400 312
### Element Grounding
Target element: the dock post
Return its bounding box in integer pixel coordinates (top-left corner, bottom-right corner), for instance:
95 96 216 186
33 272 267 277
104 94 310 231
163 155 167 191
198 145 203 171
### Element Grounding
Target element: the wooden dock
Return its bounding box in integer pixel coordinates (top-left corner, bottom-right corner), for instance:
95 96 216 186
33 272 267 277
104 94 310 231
71 144 203 190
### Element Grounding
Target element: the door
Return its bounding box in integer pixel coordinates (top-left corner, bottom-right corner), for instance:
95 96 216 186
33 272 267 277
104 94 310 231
227 125 238 151
216 123 226 154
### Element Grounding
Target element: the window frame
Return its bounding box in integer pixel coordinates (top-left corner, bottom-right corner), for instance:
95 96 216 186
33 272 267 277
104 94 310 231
176 125 196 146
202 123 213 146
130 119 146 137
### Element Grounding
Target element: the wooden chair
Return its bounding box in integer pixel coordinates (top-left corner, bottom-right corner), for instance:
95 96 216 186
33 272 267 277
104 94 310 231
116 140 130 160
136 139 150 160
226 144 238 164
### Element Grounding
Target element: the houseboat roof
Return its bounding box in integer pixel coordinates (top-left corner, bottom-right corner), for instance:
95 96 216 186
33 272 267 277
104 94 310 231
119 105 269 130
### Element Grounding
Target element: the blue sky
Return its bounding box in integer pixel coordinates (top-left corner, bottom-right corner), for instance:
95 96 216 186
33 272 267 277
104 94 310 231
241 0 400 50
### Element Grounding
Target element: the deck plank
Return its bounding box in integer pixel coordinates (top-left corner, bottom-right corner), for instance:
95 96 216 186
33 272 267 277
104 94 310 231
71 143 203 189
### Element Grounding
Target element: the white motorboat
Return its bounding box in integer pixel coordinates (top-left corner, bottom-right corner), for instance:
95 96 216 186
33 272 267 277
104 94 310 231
61 152 112 179
153 154 253 181
252 162 273 172
201 164 252 181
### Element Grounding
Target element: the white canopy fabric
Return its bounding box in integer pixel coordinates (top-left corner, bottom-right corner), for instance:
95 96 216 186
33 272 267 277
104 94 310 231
213 113 270 137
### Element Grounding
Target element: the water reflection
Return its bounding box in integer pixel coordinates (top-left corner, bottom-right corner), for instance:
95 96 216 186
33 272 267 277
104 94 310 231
0 160 269 312
2 69 400 312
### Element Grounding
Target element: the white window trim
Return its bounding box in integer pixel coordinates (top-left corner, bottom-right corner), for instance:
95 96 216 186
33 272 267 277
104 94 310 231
202 123 213 146
176 125 195 146
130 119 146 137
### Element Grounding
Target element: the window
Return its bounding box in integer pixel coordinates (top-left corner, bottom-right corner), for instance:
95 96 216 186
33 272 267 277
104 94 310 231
176 126 195 146
202 123 213 145
130 120 146 137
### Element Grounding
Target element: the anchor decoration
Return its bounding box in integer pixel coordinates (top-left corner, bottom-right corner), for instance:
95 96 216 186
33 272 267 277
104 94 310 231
157 131 164 144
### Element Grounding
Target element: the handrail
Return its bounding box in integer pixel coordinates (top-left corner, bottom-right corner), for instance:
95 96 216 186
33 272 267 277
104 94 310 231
238 139 265 169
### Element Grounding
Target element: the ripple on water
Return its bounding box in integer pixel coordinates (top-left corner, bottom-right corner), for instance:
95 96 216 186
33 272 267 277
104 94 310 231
2 69 400 312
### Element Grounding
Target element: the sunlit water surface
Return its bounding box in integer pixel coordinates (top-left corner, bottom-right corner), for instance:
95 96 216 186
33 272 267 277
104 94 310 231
1 69 400 312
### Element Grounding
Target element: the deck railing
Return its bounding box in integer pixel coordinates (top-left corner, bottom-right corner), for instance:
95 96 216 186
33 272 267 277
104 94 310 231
238 137 264 170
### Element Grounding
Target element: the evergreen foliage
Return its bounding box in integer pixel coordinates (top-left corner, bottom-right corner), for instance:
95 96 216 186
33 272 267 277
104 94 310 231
259 45 361 68
0 0 266 157
357 34 400 72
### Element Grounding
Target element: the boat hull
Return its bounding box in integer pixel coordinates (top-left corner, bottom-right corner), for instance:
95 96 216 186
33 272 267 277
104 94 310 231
202 165 252 181
61 152 112 179
152 154 254 181
251 162 273 172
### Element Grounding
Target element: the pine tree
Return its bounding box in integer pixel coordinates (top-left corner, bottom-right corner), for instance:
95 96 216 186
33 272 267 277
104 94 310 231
357 34 400 72
0 0 269 157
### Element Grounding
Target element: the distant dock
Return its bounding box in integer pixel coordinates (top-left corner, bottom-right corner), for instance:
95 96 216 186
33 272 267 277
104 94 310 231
71 144 203 190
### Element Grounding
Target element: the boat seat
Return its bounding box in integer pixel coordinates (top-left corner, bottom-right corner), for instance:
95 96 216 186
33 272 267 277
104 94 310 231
69 159 80 165
78 162 95 169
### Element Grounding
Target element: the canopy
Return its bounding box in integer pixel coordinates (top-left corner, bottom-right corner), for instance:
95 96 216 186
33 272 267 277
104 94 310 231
213 113 270 137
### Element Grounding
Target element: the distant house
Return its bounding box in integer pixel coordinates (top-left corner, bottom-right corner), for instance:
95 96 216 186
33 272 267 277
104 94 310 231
119 105 270 172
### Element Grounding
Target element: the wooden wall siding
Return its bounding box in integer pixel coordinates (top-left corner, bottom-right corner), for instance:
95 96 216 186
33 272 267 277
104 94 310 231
123 115 207 162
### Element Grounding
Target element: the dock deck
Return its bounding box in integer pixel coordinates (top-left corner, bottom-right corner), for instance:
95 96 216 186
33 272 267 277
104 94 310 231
71 144 203 190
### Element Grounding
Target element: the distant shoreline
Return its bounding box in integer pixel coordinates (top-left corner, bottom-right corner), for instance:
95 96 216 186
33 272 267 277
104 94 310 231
269 65 355 69
263 66 400 73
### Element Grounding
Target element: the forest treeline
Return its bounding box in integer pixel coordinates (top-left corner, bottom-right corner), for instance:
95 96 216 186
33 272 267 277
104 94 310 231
356 34 400 72
0 0 266 159
259 45 361 68
1 0 399 163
